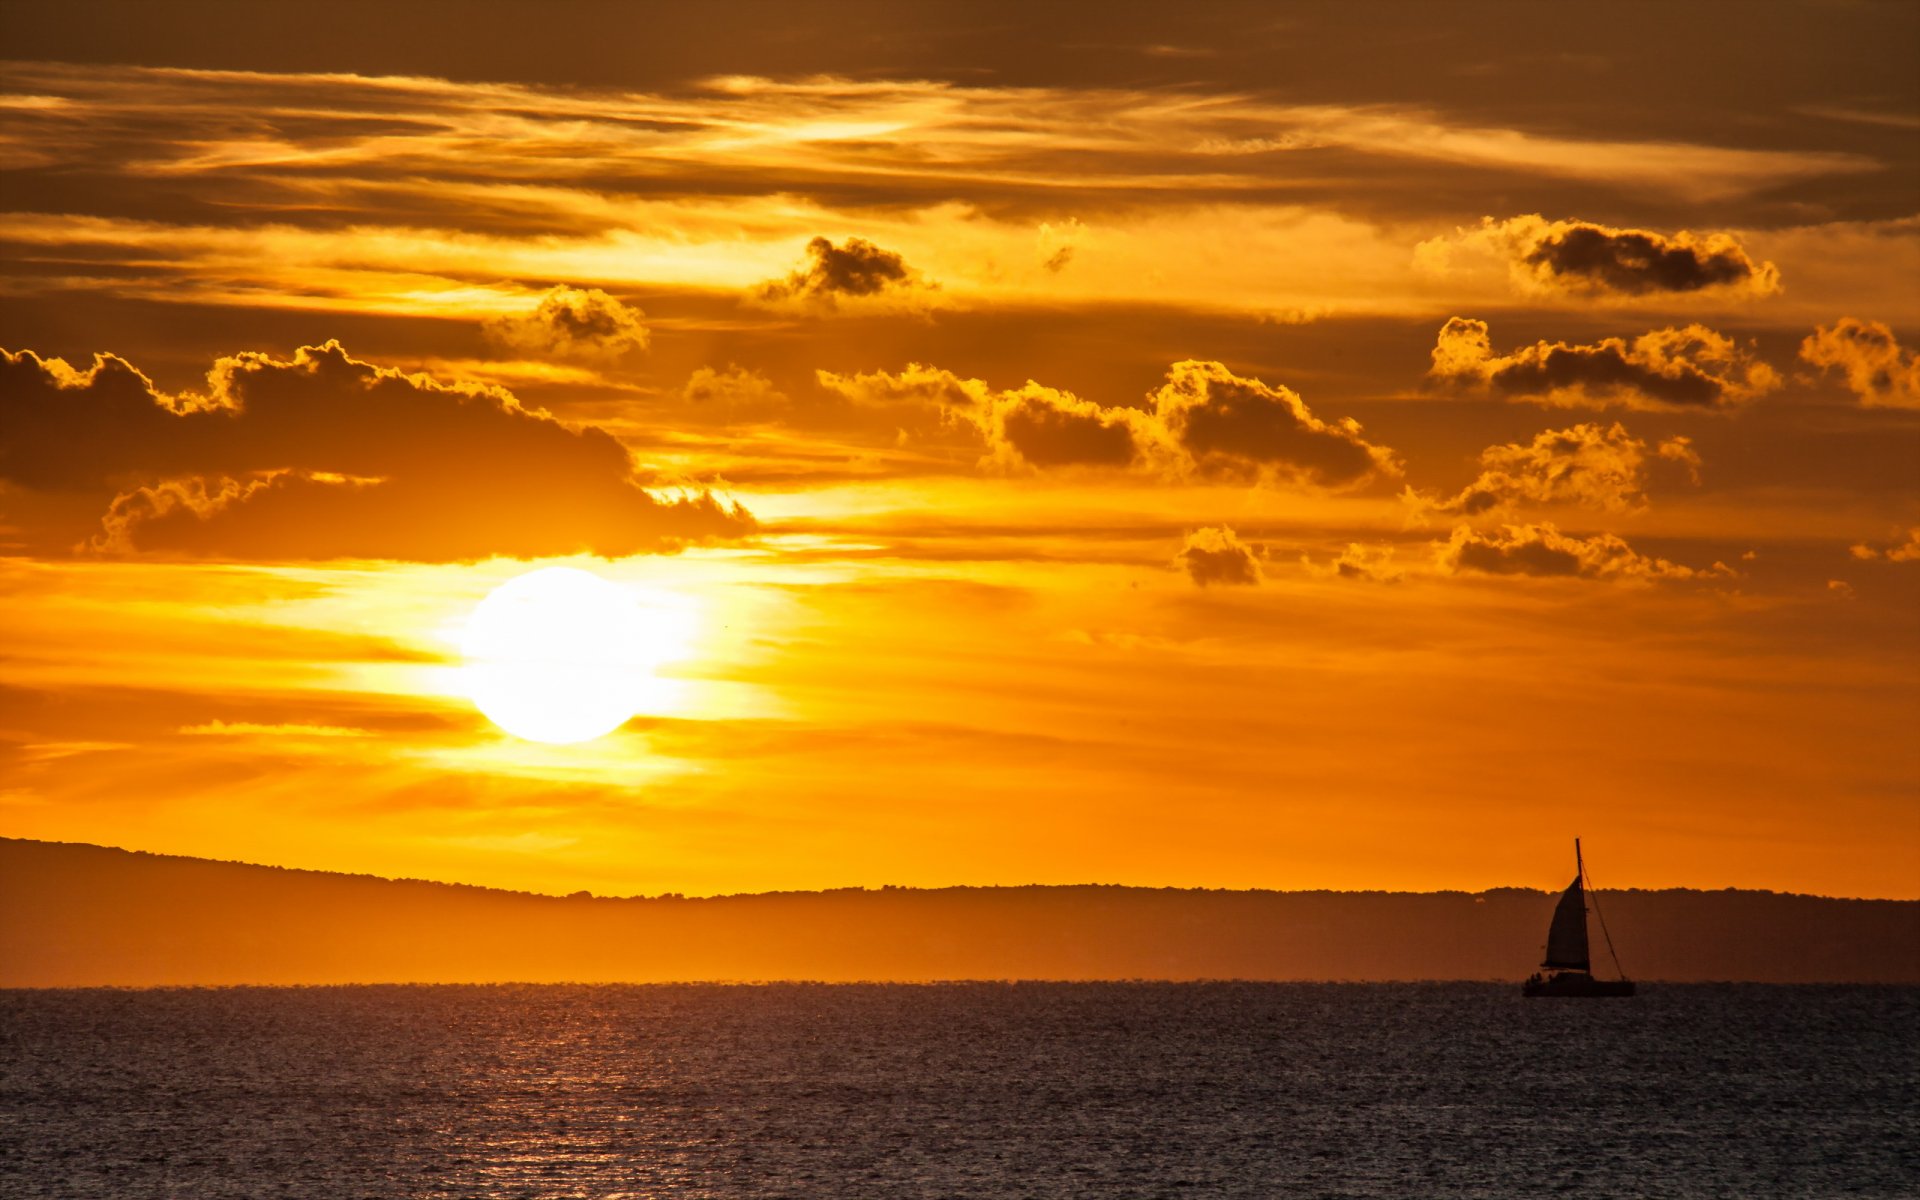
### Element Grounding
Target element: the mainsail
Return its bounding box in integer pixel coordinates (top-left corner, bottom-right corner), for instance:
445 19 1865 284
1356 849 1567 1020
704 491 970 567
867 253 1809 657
1541 874 1591 971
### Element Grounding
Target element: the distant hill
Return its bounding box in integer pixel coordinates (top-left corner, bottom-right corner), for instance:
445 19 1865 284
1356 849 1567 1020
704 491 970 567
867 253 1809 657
2 837 1915 986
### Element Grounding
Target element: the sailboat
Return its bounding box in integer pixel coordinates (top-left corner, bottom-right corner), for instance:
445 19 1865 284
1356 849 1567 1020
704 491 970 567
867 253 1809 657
1522 838 1636 997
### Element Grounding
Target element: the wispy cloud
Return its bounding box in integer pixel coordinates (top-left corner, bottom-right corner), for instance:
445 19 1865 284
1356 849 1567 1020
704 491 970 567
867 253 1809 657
0 64 1891 324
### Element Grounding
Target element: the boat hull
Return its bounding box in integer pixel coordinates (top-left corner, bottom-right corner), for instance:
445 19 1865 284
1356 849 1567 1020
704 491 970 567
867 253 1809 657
1523 972 1636 998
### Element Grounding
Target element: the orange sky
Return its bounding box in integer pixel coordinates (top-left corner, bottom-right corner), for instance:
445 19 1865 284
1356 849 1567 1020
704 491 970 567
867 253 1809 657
1 2 1916 898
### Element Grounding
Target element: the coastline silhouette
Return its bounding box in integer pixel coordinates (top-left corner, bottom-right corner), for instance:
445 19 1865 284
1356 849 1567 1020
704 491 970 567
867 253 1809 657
4 837 1912 986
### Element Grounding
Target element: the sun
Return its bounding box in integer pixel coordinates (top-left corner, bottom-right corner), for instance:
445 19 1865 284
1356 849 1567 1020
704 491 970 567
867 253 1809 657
459 566 686 744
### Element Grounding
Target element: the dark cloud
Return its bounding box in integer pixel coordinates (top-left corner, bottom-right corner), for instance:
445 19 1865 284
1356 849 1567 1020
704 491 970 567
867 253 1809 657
1175 526 1261 587
483 286 649 360
1430 317 1778 411
1438 522 1728 582
992 385 1140 468
1527 223 1773 295
1801 318 1920 409
0 342 752 560
753 237 935 312
1149 360 1397 487
1479 216 1781 297
816 359 1394 486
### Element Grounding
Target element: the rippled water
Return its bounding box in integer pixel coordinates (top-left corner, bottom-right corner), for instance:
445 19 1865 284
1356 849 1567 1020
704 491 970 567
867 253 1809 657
2 983 1914 1197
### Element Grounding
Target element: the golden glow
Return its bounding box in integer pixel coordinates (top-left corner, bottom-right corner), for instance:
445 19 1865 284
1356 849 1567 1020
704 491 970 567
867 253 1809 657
1 17 1916 906
458 567 691 745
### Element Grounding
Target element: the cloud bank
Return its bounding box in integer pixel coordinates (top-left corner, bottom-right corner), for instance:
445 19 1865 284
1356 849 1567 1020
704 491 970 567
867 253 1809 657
0 342 751 560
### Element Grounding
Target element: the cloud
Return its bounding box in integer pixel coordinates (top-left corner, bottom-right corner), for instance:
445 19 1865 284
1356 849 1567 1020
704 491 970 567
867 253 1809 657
753 236 938 313
1521 220 1779 297
1175 526 1262 587
1147 360 1398 487
974 383 1146 470
817 360 1395 487
1037 219 1086 273
1408 421 1698 518
1422 215 1781 298
1307 542 1405 583
1849 527 1920 563
815 363 990 411
0 342 751 560
811 362 993 447
1655 436 1703 483
1437 522 1729 582
0 64 1896 337
1430 317 1779 411
483 286 649 359
818 365 1144 469
179 720 368 739
1800 318 1920 409
681 364 789 421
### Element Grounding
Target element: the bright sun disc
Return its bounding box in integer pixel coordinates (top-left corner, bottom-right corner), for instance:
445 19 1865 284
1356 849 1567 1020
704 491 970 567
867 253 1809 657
460 567 679 744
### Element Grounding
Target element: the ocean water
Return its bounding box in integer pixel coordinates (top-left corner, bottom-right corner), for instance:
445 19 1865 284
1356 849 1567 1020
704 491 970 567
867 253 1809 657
1 983 1914 1198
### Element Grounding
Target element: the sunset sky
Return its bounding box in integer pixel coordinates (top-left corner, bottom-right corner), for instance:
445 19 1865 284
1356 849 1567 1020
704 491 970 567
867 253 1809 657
2 1 1915 899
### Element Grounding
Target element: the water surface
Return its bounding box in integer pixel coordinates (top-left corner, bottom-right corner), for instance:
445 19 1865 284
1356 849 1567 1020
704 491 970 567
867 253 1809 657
2 983 1913 1197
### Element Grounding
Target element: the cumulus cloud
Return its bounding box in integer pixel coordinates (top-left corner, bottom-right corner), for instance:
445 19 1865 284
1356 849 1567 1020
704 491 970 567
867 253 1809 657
1437 522 1730 582
1147 360 1398 487
1800 318 1920 408
483 286 649 359
1430 317 1779 411
1408 421 1698 518
1520 220 1779 297
1175 526 1262 587
753 236 938 313
1421 215 1781 298
1849 527 1920 562
0 341 751 560
817 360 1395 487
973 383 1146 469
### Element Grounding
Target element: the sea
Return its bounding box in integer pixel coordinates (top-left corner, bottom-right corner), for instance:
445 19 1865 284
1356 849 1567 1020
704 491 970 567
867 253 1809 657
1 983 1914 1198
